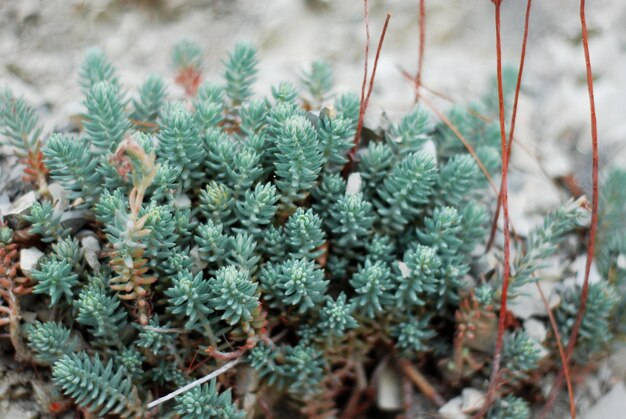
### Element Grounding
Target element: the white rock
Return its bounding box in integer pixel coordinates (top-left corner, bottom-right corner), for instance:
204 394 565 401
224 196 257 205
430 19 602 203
574 254 602 287
48 182 68 213
20 247 44 276
583 382 626 419
524 318 548 343
617 254 626 270
376 362 403 411
421 139 437 161
460 388 485 413
174 194 192 209
439 396 467 419
5 191 37 216
345 172 362 196
398 261 410 278
80 234 101 271
508 281 560 320
190 246 208 272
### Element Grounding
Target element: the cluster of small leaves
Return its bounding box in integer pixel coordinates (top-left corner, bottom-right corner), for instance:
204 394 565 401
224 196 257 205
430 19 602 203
0 41 616 419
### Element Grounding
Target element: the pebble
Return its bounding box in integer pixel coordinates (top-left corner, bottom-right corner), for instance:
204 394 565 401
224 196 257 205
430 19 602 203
48 182 68 213
460 388 485 413
376 362 403 411
19 247 44 276
345 172 362 196
79 233 101 271
439 396 467 419
174 194 192 209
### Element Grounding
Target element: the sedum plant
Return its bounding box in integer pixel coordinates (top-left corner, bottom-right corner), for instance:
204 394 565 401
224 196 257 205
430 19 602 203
0 40 620 419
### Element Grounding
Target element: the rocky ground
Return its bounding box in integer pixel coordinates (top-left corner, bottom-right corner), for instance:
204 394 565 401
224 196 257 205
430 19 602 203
1 0 625 417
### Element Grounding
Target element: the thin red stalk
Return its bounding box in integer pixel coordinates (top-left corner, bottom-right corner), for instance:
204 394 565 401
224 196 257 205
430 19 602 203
414 0 426 103
542 0 600 414
420 95 498 195
344 5 391 176
486 0 533 252
479 1 511 416
344 0 370 177
364 14 391 108
536 283 576 419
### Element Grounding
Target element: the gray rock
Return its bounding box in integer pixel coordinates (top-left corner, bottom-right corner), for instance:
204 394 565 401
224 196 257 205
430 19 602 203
574 254 602 287
508 281 560 320
60 209 91 233
5 405 38 419
583 382 626 419
19 247 44 276
523 318 548 343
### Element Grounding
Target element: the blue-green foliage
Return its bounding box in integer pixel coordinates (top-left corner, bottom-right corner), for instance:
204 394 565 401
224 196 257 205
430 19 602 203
175 379 244 419
260 258 328 313
223 42 258 106
25 201 70 242
43 133 102 205
374 151 437 233
556 282 617 363
0 89 41 155
301 60 333 104
27 321 78 364
284 208 325 259
11 41 605 417
32 259 78 306
79 48 119 93
392 317 435 358
210 266 258 325
83 81 129 154
319 293 357 337
488 395 530 419
132 75 166 125
391 106 431 154
158 103 205 190
274 115 325 206
350 259 394 318
53 352 142 417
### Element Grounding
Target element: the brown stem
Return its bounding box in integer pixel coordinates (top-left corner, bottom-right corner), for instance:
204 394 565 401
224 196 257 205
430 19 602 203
414 0 426 104
398 358 445 408
486 0 533 252
343 3 391 177
536 283 576 418
542 0 600 414
479 1 512 416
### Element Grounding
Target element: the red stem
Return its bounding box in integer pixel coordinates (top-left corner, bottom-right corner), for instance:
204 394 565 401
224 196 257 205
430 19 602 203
542 0 599 414
486 0 533 251
344 5 391 176
536 283 576 419
478 1 511 416
414 0 426 103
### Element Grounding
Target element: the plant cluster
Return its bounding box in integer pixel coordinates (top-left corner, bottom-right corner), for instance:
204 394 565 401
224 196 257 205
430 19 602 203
0 41 622 418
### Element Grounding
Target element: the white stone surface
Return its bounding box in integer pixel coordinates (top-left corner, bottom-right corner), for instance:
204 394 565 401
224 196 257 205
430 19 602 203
460 388 485 414
583 382 626 419
19 247 44 276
